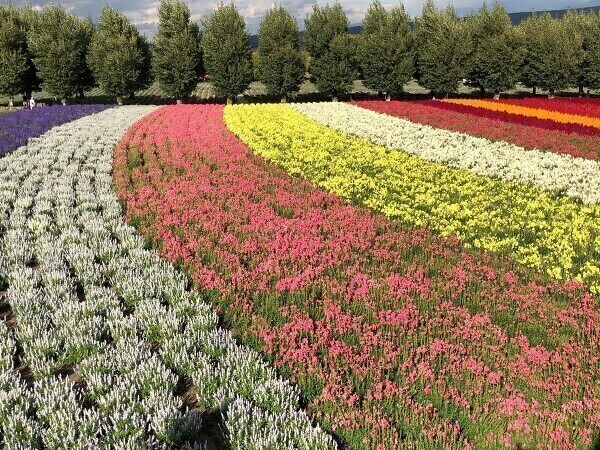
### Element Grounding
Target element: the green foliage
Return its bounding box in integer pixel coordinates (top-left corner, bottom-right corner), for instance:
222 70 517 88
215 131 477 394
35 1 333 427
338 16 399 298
136 35 153 93
414 0 471 97
562 10 588 91
0 5 41 101
202 4 253 101
300 51 311 77
304 2 349 58
251 51 260 80
586 13 600 91
257 6 304 99
0 5 27 102
312 34 357 99
18 6 41 96
520 13 583 95
466 2 524 96
27 5 94 101
305 3 355 99
88 6 149 103
152 0 202 100
358 0 414 98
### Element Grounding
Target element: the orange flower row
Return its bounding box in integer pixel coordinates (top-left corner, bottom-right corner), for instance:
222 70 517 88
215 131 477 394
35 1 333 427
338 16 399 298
442 99 600 129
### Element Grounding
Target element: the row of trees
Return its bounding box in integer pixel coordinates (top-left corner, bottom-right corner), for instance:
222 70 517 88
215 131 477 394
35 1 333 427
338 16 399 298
1 0 600 106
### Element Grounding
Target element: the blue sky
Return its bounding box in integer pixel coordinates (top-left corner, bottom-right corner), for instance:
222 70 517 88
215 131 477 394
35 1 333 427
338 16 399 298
14 0 600 35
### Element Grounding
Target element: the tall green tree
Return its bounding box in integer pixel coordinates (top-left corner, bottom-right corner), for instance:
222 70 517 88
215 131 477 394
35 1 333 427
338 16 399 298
136 35 153 96
18 7 41 99
0 5 27 108
88 7 150 105
311 34 357 101
257 6 304 102
585 12 600 92
202 4 252 104
520 13 582 98
153 0 202 102
358 0 414 101
414 0 471 98
304 3 355 101
466 2 524 98
562 10 587 95
27 6 94 104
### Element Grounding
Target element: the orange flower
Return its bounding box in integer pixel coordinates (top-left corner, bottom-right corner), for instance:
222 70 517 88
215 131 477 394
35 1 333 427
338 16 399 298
442 99 600 129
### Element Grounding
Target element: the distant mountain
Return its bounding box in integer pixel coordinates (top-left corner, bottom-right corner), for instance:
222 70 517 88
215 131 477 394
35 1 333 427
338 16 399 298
249 5 600 50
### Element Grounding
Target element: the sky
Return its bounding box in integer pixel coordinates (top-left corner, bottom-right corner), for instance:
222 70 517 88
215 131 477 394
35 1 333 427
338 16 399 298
14 0 600 35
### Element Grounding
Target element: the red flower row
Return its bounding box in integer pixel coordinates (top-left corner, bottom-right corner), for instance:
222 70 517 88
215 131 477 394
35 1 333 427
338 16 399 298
353 100 600 160
498 97 600 118
114 105 599 450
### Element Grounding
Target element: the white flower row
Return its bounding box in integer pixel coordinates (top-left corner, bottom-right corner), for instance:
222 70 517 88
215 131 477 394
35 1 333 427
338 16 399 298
289 102 600 204
0 107 336 449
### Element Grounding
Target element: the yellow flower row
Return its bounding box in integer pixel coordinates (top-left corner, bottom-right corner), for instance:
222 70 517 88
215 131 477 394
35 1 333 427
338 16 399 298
224 104 600 293
442 99 600 129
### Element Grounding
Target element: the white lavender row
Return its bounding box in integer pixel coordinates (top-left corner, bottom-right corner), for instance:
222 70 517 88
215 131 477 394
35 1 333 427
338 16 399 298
0 107 336 449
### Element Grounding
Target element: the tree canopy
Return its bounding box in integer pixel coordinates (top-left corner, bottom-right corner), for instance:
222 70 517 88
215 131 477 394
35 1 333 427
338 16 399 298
27 6 94 103
88 6 151 104
152 0 202 101
414 0 471 97
202 4 253 102
358 0 414 100
305 3 355 100
257 6 304 100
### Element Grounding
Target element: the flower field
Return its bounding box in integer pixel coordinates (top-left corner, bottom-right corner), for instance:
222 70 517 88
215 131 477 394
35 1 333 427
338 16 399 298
114 103 599 449
0 106 334 448
354 100 600 160
495 98 600 119
0 105 112 157
442 99 600 129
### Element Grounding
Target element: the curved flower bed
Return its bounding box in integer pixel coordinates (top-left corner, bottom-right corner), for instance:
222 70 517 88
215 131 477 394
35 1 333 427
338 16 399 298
0 107 333 449
291 102 600 204
225 104 600 293
0 104 112 158
424 100 600 138
442 99 600 129
353 100 600 160
498 97 600 118
114 104 599 450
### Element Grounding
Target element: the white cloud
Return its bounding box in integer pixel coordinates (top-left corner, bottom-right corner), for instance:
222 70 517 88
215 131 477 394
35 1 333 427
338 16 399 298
12 0 599 35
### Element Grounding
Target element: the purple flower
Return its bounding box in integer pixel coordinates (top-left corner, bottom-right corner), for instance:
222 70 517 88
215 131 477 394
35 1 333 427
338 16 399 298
0 105 113 157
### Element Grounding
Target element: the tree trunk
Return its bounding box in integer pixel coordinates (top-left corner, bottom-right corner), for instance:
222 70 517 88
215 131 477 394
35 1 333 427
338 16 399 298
226 97 233 106
443 93 449 99
79 87 84 99
385 93 391 102
578 84 584 97
129 92 135 100
116 96 123 106
548 88 555 99
332 96 338 102
493 92 500 100
480 86 485 97
532 86 536 95
280 96 287 104
8 96 14 110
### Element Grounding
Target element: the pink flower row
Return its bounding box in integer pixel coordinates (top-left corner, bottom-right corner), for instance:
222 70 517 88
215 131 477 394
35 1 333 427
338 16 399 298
114 104 600 450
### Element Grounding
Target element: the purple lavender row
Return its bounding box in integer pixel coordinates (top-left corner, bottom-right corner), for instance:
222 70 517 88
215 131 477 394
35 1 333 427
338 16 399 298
0 105 113 157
